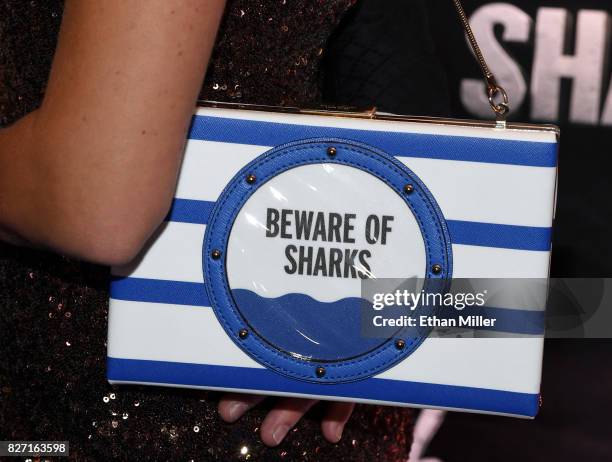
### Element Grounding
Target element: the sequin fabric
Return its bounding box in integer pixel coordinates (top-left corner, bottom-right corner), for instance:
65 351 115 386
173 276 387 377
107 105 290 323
201 0 359 107
0 0 63 126
0 1 414 460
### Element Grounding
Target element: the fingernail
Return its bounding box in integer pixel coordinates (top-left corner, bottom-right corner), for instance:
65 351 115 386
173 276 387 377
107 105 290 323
227 402 248 422
272 425 290 445
333 424 343 443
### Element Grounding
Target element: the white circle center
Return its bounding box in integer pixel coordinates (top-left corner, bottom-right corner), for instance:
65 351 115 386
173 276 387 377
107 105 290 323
226 163 426 302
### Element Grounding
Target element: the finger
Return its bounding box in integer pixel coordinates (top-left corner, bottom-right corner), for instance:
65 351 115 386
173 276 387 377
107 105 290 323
218 393 266 423
260 398 318 447
409 410 446 461
321 402 355 443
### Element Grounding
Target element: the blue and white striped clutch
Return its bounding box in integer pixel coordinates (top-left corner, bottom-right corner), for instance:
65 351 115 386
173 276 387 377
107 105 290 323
107 103 558 418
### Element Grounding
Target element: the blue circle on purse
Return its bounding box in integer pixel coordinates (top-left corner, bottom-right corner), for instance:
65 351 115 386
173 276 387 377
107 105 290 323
203 138 452 383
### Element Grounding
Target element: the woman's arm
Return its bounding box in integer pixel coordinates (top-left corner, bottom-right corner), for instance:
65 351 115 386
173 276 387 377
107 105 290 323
0 0 225 265
0 2 356 444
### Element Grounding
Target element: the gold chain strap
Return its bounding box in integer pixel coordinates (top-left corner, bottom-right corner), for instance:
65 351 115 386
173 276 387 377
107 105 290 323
452 0 510 121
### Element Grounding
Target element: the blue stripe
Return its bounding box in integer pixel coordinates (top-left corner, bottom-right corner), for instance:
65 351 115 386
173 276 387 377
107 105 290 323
109 277 544 335
107 357 539 417
482 306 545 335
453 306 545 335
446 220 552 251
165 198 552 252
188 115 557 167
166 198 214 225
110 277 210 307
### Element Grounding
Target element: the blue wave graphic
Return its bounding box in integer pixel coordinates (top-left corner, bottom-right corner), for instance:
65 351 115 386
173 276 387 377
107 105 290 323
231 289 389 362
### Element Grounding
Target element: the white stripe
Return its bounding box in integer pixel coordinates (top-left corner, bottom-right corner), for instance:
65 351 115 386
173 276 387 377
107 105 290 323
107 299 541 394
377 336 543 394
452 244 551 279
398 157 556 227
175 140 556 227
112 221 206 282
175 141 269 201
107 300 261 369
197 107 558 144
112 221 551 283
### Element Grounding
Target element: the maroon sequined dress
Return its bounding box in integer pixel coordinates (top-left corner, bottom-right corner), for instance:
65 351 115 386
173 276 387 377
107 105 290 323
0 1 413 460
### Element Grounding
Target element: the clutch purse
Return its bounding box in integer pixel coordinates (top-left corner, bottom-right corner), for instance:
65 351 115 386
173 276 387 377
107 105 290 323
107 1 558 418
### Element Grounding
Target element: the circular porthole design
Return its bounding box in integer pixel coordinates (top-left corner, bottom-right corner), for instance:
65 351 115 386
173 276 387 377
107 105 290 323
203 138 452 383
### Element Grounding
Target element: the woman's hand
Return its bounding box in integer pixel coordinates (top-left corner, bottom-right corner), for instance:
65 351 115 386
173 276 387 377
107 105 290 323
218 394 355 447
